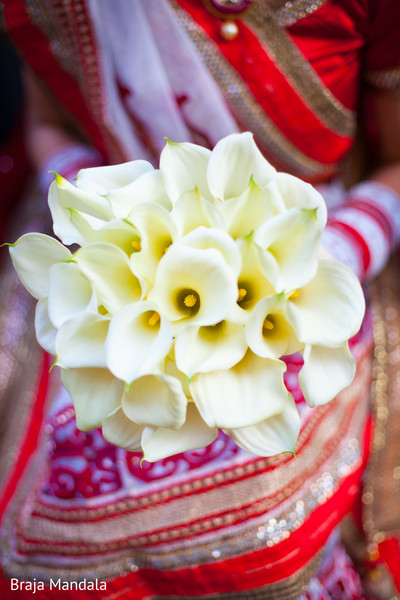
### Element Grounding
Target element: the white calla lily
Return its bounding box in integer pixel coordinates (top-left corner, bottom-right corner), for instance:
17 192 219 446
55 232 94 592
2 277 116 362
76 160 153 195
68 214 142 256
141 403 218 463
35 298 57 355
190 351 288 429
207 132 276 201
122 374 187 429
245 295 301 359
61 367 123 431
160 139 212 203
48 175 113 245
9 233 70 299
175 310 247 378
221 178 275 239
236 239 277 310
9 133 367 461
74 242 144 314
56 312 110 368
106 169 172 218
148 244 238 326
286 259 365 347
255 207 321 291
102 406 144 452
129 202 179 284
226 395 300 456
48 262 97 328
177 226 242 276
171 189 225 236
164 357 192 398
273 173 327 229
299 343 356 408
105 301 173 384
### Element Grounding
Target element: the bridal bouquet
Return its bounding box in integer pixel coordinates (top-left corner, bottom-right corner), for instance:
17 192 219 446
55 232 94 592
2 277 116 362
9 133 365 462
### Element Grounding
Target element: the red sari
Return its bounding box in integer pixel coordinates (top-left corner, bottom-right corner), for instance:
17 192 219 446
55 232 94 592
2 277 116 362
1 1 400 598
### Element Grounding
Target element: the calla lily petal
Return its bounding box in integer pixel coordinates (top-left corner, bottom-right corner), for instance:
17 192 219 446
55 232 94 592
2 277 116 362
190 351 288 429
226 395 300 456
299 343 356 407
105 301 173 384
9 233 71 299
65 209 106 247
148 244 238 326
35 298 57 354
61 367 123 431
255 207 321 291
160 140 212 203
129 202 178 284
164 357 192 398
222 179 275 239
286 259 365 347
175 319 247 377
56 312 109 368
102 406 144 452
51 174 113 218
273 173 327 229
141 403 218 463
48 262 97 328
72 217 141 256
246 295 301 359
106 169 171 218
236 239 277 310
178 226 242 276
74 242 144 314
171 190 225 236
122 374 187 429
207 132 276 201
65 211 142 256
76 160 153 195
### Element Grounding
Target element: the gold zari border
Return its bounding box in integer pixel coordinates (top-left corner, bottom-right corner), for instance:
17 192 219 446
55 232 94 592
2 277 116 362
171 1 337 180
25 0 128 163
274 0 328 27
363 260 400 542
1 348 371 582
245 3 355 138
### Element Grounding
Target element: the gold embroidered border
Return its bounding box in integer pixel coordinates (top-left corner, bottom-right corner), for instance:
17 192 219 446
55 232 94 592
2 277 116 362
26 346 371 529
25 0 81 86
274 0 328 27
363 260 400 544
25 0 127 163
245 4 355 138
20 366 369 550
171 1 337 180
365 67 400 91
1 348 370 582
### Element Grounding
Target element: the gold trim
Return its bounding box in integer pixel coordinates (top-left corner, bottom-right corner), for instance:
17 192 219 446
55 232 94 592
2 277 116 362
171 1 337 179
365 67 400 91
363 260 400 542
1 348 371 580
25 0 128 163
274 0 328 27
245 3 355 138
